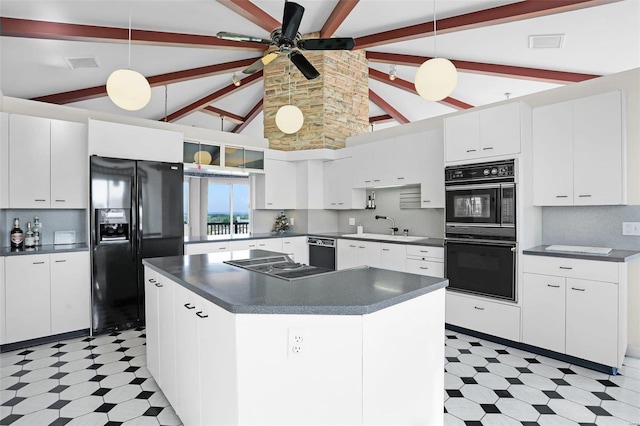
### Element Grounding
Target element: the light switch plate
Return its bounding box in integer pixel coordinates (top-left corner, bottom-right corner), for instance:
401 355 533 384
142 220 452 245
622 222 640 236
349 217 355 225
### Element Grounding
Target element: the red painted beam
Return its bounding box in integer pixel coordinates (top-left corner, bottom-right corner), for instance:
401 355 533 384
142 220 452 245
31 58 260 105
163 71 263 122
369 89 409 124
216 0 280 32
368 68 473 110
369 114 393 124
320 0 360 38
366 51 600 84
202 106 245 124
355 0 620 49
0 17 265 50
232 99 264 133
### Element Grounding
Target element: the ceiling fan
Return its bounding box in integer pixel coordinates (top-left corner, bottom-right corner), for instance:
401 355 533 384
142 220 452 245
216 1 355 80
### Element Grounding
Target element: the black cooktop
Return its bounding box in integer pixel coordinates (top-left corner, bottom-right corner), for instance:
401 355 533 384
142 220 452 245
224 255 334 281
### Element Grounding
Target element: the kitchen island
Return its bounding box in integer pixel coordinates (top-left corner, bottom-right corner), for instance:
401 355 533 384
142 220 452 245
143 250 448 426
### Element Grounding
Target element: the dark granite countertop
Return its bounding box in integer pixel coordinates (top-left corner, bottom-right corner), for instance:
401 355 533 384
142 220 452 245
184 232 444 248
523 245 640 263
143 249 448 315
1 243 89 257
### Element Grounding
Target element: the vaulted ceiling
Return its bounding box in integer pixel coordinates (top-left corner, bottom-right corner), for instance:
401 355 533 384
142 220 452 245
1 0 638 138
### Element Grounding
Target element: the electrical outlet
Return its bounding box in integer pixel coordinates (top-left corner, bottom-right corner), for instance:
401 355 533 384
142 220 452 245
349 217 356 226
290 217 295 226
622 222 640 236
288 328 307 358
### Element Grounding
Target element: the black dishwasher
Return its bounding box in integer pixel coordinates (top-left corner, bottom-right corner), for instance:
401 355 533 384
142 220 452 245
307 237 336 270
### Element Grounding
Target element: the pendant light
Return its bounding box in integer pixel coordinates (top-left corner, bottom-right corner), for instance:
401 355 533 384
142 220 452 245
106 7 151 111
414 0 457 101
275 61 304 134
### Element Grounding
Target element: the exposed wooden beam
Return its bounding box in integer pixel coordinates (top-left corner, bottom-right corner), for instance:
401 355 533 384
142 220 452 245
369 89 409 124
366 51 600 84
368 68 473 110
32 58 260 105
369 114 393 124
320 0 360 38
355 0 620 49
0 17 265 50
163 71 263 122
231 99 264 133
216 0 280 33
201 107 245 125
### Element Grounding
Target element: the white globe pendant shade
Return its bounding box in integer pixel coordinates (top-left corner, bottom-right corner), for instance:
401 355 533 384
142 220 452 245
414 58 458 101
106 69 151 111
275 105 304 134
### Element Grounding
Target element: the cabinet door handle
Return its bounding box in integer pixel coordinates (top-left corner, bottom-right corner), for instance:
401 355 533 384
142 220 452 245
338 202 344 205
155 282 163 287
35 199 47 202
474 306 484 310
33 261 45 264
420 266 429 270
267 202 273 205
148 278 156 283
219 247 227 250
482 147 494 151
284 242 290 245
547 284 560 288
349 245 356 248
184 303 195 309
422 200 431 203
571 287 586 292
54 199 66 202
364 180 372 183
466 149 477 153
397 177 405 180
358 246 365 249
54 260 67 263
555 195 569 198
578 194 592 198
420 250 429 253
196 311 208 318
559 266 573 270
373 179 381 182
382 248 390 251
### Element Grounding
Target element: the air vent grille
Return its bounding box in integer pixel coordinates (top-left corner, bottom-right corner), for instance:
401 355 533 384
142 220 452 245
65 56 100 69
529 34 564 49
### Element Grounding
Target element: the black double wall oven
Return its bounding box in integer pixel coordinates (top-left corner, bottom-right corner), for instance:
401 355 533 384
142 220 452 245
444 160 518 302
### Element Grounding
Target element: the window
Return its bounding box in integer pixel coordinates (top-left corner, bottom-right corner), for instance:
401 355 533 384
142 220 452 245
207 180 250 235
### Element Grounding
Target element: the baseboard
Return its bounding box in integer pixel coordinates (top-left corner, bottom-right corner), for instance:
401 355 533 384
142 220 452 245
626 344 640 359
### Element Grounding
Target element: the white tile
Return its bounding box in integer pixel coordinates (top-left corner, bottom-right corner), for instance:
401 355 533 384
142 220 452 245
569 365 611 380
468 346 499 358
460 384 498 404
504 347 536 358
24 347 58 360
508 384 550 405
59 358 94 373
497 354 529 368
474 372 510 390
535 355 570 369
15 378 58 398
555 384 602 406
118 330 143 340
148 391 170 408
548 399 597 423
0 354 24 368
97 361 130 376
94 351 126 365
609 374 640 393
481 414 522 425
11 392 58 415
519 373 558 391
0 389 16 404
0 350 23 360
58 341 91 354
445 346 461 357
129 355 147 367
125 345 147 358
563 374 606 392
445 372 464 390
22 357 58 371
140 378 160 392
458 353 488 367
537 414 580 425
601 400 640 423
445 361 477 378
444 413 466 425
455 334 479 343
59 369 96 386
134 367 152 379
617 364 640 380
0 364 22 378
60 395 105 418
89 335 117 346
99 371 137 389
478 339 506 350
157 405 182 426
59 349 92 363
605 386 640 407
528 363 564 379
91 342 120 355
11 408 59 425
622 356 640 369
121 337 145 348
103 384 143 404
108 398 151 422
19 367 57 383
593 416 637 425
66 411 109 426
0 405 12 419
446 339 472 350
486 362 520 378
123 416 160 426
444 398 484 421
496 398 541 421
59 381 99 401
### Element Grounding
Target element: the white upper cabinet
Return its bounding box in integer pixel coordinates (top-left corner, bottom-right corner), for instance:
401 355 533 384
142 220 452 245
533 91 625 206
323 157 366 210
351 135 422 188
415 129 445 208
445 103 522 163
50 120 88 208
254 158 296 209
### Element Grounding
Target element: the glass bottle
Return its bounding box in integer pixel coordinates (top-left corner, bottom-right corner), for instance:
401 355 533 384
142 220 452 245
24 222 35 249
34 216 42 246
10 218 24 249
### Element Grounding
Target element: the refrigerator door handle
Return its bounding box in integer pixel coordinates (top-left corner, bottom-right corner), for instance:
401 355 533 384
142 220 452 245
137 175 143 256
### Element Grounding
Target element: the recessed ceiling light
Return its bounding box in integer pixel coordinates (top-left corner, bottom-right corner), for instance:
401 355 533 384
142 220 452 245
529 34 565 49
64 56 101 69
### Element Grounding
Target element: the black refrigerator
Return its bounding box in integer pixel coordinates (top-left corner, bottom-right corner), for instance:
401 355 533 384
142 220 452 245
90 156 184 334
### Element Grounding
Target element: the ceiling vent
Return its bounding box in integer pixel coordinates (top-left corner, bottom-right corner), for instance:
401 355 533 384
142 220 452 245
65 56 101 69
529 34 564 49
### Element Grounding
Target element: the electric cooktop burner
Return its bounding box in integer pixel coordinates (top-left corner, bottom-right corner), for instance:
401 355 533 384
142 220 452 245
224 255 334 281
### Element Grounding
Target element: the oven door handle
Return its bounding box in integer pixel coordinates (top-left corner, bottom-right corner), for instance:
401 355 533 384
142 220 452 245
445 184 504 191
445 238 517 247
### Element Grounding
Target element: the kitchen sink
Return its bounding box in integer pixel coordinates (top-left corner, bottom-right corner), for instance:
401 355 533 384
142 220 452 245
341 233 427 242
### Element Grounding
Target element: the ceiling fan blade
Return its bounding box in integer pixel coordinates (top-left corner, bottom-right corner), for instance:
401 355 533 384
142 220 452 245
261 52 279 66
297 37 355 51
216 31 271 45
290 51 319 80
242 52 280 74
282 2 304 41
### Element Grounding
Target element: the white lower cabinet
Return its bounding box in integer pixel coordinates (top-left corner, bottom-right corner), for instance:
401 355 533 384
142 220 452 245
50 252 90 335
184 238 285 256
522 255 626 368
406 246 444 278
157 273 177 407
144 269 161 381
282 236 308 264
254 238 283 252
184 241 233 255
446 292 521 342
379 243 406 272
337 239 380 270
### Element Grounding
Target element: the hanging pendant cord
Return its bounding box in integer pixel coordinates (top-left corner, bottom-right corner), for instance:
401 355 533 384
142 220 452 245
164 85 168 121
128 7 132 69
433 0 437 58
288 61 292 105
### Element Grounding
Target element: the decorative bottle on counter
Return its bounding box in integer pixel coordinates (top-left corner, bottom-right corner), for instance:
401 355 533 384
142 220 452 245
34 216 42 246
10 218 24 249
24 222 35 249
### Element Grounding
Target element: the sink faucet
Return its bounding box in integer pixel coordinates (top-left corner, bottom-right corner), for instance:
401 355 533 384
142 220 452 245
375 215 398 235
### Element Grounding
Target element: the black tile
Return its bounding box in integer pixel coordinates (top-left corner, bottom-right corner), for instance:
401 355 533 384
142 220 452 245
7 383 28 391
83 337 94 342
48 400 71 410
446 357 459 363
447 335 458 339
496 349 509 355
51 343 65 349
552 378 570 386
11 370 28 377
85 354 99 359
50 385 69 393
143 407 164 416
517 367 532 374
533 405 555 415
15 360 29 366
50 372 68 380
83 345 96 351
113 339 125 344
87 363 102 370
125 366 139 373
543 390 563 399
95 403 117 413
48 418 72 426
121 356 134 362
51 361 66 368
474 366 489 373
525 358 540 364
136 391 154 399
486 358 500 363
104 422 123 426
577 423 597 426
586 406 612 416
597 379 619 387
464 421 483 426
469 342 482 346
592 391 615 401
459 349 472 354
130 377 145 385
0 415 22 425
495 390 513 398
116 347 128 352
559 368 576 375
507 378 523 385
92 388 110 397
447 389 463 398
1 397 25 407
444 407 448 414
52 352 65 358
461 377 477 385
481 404 500 414
17 350 32 356
521 423 540 426
90 375 107 382
109 332 120 336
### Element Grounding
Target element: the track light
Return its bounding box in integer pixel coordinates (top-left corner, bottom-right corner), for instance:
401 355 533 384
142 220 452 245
389 65 397 81
232 73 241 87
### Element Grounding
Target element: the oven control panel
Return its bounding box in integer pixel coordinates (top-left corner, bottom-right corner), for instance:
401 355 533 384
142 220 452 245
445 160 515 184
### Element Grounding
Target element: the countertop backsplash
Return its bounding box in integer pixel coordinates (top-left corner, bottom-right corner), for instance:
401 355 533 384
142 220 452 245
1 209 87 248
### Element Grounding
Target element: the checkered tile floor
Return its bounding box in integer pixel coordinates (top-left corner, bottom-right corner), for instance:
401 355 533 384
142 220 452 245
1 328 639 425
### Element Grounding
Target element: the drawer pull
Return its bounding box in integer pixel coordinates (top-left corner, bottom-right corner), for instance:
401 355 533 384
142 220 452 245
422 200 431 203
54 260 67 263
474 306 485 311
349 245 356 248
482 147 494 151
184 303 195 309
358 246 365 249
547 284 560 288
54 199 66 202
578 194 592 198
397 177 405 180
35 199 47 202
571 287 586 292
148 278 156 283
420 250 429 253
559 266 573 270
155 283 163 288
555 195 569 198
219 247 227 250
382 248 390 251
284 242 291 245
33 261 45 264
196 311 208 319
466 149 477 153
420 266 429 270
